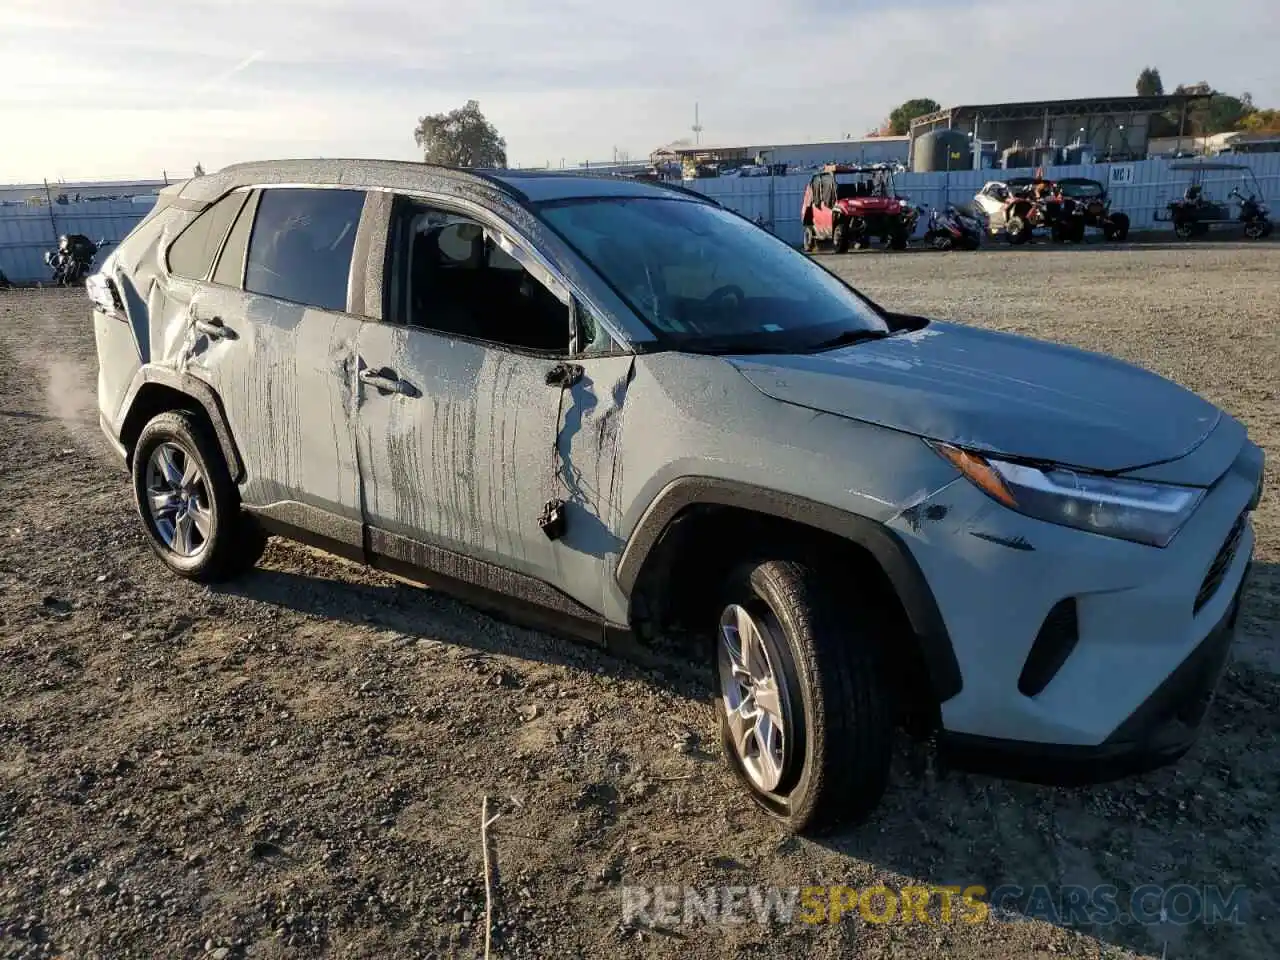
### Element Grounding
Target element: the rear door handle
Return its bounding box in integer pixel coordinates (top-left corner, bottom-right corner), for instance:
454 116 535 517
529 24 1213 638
194 316 236 340
359 365 417 397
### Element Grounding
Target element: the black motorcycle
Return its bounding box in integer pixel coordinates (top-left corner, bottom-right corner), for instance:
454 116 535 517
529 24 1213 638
1229 188 1273 240
44 234 104 286
921 205 982 251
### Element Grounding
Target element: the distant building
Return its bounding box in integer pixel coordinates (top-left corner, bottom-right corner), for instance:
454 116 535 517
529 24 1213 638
908 94 1211 168
666 137 910 177
0 178 168 204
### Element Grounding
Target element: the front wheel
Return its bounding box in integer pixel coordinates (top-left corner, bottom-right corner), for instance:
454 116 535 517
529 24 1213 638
1107 213 1130 242
802 224 816 253
888 232 908 251
831 221 849 254
132 411 268 582
1244 219 1269 240
715 559 893 833
1006 215 1031 245
1174 220 1196 240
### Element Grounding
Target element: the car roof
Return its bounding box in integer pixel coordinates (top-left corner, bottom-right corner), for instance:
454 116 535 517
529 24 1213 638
179 158 708 210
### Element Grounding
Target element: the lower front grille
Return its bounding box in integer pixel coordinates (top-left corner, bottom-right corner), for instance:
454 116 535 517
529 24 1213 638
1194 513 1247 614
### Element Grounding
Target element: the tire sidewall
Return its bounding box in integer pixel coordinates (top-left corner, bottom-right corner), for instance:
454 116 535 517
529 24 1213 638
131 412 233 578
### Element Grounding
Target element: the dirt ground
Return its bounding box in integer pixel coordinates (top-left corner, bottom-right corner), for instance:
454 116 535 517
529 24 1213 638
1 242 1277 960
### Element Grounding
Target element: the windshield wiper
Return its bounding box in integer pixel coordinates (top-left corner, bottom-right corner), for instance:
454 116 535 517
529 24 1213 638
812 329 891 351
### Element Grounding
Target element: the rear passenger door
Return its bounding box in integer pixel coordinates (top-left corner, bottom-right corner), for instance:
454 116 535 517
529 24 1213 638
174 186 369 547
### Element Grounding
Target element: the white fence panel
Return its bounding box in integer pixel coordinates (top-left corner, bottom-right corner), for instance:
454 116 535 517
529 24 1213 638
686 154 1280 245
0 199 154 282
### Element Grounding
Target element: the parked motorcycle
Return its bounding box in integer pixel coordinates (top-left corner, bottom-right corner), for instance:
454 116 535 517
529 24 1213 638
44 234 105 286
1229 188 1273 240
920 205 983 251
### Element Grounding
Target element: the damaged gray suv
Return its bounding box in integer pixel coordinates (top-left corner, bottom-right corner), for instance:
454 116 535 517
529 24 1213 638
89 160 1264 832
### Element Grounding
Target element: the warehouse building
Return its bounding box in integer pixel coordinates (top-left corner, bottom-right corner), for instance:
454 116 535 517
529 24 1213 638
908 94 1211 170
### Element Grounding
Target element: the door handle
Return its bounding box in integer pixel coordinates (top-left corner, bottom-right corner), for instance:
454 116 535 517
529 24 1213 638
359 366 416 397
194 316 236 340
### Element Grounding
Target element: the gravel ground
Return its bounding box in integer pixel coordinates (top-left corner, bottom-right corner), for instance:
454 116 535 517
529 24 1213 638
1 242 1277 960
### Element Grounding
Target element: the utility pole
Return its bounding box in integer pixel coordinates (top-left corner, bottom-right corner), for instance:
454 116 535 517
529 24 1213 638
692 103 703 146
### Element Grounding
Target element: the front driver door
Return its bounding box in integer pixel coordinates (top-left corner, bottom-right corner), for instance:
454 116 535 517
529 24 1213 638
353 196 632 615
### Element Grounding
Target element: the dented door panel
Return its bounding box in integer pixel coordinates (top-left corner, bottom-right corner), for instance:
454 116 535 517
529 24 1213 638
353 321 633 614
177 281 364 521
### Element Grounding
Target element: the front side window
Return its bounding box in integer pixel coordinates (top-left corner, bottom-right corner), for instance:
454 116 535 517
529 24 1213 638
245 188 365 311
387 200 570 354
539 198 887 353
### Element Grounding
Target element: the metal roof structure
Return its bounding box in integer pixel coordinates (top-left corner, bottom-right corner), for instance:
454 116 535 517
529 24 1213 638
909 94 1212 131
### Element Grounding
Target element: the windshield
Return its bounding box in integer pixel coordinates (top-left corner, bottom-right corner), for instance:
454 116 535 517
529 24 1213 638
1058 181 1104 199
538 198 888 352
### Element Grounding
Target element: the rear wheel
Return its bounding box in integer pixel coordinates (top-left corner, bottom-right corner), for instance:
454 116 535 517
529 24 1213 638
888 231 908 250
1107 213 1129 242
132 411 267 582
802 224 816 253
1174 220 1196 240
1007 215 1031 245
832 221 849 254
1244 219 1268 240
715 559 894 833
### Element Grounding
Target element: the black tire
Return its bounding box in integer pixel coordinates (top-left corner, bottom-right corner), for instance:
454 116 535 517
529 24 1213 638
132 410 267 582
1244 219 1267 240
715 559 894 833
1109 213 1129 242
1006 215 1031 245
888 232 908 251
1174 220 1195 240
802 224 816 253
1050 223 1067 244
832 221 849 254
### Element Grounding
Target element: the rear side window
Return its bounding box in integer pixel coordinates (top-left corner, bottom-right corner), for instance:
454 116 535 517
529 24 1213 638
245 188 365 311
212 191 259 288
166 191 248 280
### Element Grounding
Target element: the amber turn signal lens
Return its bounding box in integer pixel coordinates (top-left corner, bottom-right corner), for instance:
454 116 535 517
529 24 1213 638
932 443 1019 509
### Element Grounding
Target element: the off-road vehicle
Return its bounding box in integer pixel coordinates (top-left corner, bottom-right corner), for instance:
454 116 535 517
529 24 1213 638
1055 178 1130 241
91 160 1263 833
802 164 916 252
975 178 1086 244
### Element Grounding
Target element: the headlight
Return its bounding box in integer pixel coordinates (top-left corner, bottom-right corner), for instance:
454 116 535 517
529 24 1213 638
929 442 1204 547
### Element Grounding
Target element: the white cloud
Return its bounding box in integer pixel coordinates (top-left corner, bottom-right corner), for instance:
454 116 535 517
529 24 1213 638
1 0 1277 181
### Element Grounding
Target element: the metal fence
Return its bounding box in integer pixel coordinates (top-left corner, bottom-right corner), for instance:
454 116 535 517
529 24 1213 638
685 153 1280 246
3 153 1276 281
0 199 155 283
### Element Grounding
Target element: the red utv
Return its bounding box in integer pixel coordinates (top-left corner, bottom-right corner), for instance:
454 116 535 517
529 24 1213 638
802 165 916 253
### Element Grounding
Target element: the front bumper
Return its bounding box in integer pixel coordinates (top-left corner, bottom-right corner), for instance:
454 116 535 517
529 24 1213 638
937 574 1245 785
893 439 1261 753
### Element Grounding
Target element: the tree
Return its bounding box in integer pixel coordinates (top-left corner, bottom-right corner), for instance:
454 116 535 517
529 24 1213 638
886 98 941 136
1136 67 1164 97
413 100 508 168
1241 109 1280 133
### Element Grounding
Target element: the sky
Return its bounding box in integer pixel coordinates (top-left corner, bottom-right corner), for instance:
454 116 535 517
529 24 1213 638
2 0 1278 183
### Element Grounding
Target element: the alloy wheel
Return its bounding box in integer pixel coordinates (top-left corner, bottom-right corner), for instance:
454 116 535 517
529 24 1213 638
145 442 213 557
717 603 792 792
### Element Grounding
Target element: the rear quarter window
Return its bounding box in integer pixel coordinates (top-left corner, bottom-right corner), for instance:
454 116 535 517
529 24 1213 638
244 188 366 312
165 191 249 280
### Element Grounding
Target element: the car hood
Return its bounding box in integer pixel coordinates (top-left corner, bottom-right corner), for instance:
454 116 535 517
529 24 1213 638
727 321 1221 473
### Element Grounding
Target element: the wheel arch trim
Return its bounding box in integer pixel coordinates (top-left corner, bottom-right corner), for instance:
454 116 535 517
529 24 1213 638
117 367 245 482
617 476 962 702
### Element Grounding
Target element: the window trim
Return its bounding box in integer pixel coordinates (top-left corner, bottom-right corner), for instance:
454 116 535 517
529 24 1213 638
381 196 580 359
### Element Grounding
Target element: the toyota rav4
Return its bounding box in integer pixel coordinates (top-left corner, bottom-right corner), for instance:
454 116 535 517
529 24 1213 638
89 160 1263 833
